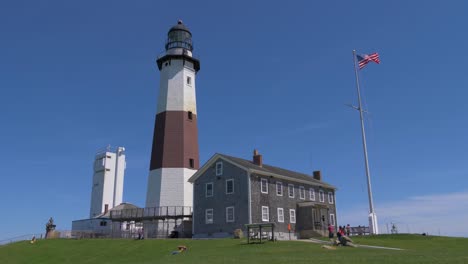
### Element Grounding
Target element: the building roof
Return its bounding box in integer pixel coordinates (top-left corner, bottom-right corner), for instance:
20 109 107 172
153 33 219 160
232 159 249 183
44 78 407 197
189 153 336 190
94 202 141 218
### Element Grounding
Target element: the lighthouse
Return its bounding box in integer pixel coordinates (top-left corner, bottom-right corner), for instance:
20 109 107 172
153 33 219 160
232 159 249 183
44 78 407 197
145 21 200 208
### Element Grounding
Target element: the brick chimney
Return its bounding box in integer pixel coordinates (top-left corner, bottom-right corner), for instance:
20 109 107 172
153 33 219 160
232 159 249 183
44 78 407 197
104 204 109 214
313 171 322 181
253 149 263 167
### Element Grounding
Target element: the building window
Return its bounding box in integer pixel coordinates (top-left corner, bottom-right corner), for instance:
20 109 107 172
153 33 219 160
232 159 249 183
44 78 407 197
100 221 107 226
226 179 234 194
206 182 213 197
277 208 284 223
319 190 325 202
276 182 283 196
299 186 305 199
289 209 296 223
261 178 268 194
226 206 235 222
262 206 269 222
288 184 294 198
188 111 193 120
187 76 192 85
105 168 111 171
215 162 223 176
189 158 194 168
309 188 315 201
205 209 213 224
330 213 335 226
328 192 334 204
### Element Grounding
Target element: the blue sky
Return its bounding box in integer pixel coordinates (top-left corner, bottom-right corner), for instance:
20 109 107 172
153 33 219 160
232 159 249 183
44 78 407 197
1 0 467 240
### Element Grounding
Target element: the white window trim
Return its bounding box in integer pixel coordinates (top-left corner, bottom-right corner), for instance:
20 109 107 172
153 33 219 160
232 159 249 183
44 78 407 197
277 208 284 223
309 188 315 201
226 179 234 194
262 206 269 222
206 182 213 197
289 209 296 223
261 178 268 194
205 209 213 224
319 190 325 202
215 162 223 176
288 184 294 198
330 213 335 226
328 192 334 204
226 206 235 223
299 186 305 200
276 182 283 196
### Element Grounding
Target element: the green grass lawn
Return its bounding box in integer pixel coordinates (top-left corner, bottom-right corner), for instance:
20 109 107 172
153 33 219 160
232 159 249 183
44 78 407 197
1 234 467 264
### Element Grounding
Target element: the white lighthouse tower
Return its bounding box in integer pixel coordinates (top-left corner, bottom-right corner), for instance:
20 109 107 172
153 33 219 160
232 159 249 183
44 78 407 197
145 21 200 208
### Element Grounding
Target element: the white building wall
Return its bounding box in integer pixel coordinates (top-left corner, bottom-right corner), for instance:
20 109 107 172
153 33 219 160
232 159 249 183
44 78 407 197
145 168 196 208
157 60 197 115
72 218 111 234
101 152 116 212
89 148 126 218
113 147 126 207
89 171 104 218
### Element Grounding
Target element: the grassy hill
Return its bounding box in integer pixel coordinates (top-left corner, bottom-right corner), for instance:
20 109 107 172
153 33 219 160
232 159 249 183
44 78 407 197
1 234 467 264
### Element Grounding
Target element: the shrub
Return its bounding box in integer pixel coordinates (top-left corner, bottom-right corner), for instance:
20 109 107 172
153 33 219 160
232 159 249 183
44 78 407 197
233 229 244 239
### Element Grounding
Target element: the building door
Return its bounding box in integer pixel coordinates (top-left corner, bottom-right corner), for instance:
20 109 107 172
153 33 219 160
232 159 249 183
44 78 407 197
312 208 321 230
320 208 329 230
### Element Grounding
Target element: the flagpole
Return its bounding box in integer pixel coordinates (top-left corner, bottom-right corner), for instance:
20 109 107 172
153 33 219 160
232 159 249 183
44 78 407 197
352 50 378 235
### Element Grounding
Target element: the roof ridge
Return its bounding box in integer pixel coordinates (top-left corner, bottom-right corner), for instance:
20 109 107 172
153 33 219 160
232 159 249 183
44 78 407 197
219 153 312 177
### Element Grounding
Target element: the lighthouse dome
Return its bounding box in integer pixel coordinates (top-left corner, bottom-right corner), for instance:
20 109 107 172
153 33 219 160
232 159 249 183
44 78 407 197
165 20 193 51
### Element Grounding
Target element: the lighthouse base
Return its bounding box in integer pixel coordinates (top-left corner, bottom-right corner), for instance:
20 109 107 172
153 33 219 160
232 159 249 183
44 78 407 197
145 168 196 208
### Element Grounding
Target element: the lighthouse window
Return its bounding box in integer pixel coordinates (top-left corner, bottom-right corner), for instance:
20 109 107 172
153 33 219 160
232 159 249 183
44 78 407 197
187 76 191 85
189 158 194 168
188 111 193 120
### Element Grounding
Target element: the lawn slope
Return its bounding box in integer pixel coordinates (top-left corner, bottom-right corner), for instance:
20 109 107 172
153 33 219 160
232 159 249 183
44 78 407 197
1 234 467 264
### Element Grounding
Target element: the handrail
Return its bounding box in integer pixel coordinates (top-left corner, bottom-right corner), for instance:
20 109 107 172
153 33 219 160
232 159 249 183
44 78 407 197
109 206 192 220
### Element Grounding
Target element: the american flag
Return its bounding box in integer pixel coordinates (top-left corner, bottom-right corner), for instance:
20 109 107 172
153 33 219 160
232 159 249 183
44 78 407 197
357 53 380 69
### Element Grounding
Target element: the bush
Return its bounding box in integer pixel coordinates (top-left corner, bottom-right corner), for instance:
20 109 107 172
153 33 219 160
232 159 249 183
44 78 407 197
233 229 244 239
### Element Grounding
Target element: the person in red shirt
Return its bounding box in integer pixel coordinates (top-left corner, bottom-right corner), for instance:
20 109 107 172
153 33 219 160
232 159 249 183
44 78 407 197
328 224 334 239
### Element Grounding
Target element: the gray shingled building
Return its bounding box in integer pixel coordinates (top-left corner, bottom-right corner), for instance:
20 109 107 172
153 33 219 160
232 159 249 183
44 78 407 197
188 150 337 240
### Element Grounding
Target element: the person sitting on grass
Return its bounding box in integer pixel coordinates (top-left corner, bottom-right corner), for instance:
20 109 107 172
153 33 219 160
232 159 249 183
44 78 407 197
171 245 187 255
335 235 357 248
